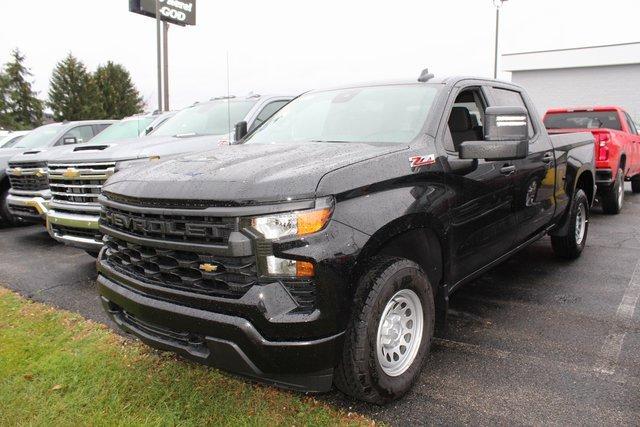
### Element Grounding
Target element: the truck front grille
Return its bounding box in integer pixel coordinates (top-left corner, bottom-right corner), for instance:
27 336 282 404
100 204 234 245
7 161 49 192
103 236 257 299
48 162 115 207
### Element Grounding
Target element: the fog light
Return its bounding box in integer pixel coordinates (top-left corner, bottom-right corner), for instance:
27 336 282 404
266 256 314 277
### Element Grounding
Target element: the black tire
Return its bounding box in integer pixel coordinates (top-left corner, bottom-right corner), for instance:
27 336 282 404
601 168 624 214
551 188 589 259
334 256 435 404
631 175 640 193
0 187 18 226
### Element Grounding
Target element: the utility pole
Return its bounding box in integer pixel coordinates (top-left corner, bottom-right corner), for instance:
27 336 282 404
163 22 170 111
493 0 508 79
155 0 163 111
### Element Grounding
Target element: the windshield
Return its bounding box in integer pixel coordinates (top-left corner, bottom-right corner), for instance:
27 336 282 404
151 100 257 137
0 134 25 148
544 111 622 130
90 117 155 143
245 85 439 145
14 124 63 149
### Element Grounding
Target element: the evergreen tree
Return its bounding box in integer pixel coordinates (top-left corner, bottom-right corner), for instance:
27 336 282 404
48 53 103 121
94 61 144 119
1 49 43 129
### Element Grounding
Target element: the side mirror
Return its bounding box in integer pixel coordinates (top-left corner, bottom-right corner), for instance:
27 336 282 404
63 136 77 145
484 106 529 142
459 106 529 161
234 121 248 142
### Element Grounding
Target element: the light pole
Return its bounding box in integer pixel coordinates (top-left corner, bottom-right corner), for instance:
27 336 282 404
493 0 508 79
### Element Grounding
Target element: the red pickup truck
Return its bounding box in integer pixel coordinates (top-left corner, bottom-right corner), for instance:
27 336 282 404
544 106 640 214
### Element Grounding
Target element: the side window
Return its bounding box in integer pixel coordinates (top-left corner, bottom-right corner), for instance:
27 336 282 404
624 112 638 135
250 100 289 131
446 89 486 152
490 87 535 139
59 125 95 145
94 123 111 135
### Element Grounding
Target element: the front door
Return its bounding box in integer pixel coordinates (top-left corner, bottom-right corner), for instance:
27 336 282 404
443 87 518 285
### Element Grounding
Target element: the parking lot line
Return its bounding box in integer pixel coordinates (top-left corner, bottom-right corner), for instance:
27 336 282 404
593 256 640 375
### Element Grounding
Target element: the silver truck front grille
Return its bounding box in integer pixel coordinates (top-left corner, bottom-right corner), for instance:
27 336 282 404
7 161 49 193
48 162 115 207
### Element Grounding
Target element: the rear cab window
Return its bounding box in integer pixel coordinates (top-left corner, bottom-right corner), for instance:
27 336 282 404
544 111 622 131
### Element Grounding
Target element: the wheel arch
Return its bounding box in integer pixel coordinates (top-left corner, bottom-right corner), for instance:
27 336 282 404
575 169 595 206
353 214 446 305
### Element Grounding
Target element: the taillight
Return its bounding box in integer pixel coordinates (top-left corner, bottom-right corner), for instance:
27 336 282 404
595 132 610 161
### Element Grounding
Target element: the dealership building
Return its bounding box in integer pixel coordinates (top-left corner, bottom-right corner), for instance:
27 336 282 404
503 42 640 121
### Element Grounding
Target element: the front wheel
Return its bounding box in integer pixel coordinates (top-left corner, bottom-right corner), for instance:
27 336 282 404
551 188 589 259
601 168 624 214
334 257 434 404
0 187 18 226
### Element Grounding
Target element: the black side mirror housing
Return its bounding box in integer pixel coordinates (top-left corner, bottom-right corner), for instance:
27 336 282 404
234 121 248 143
63 136 77 145
459 106 529 161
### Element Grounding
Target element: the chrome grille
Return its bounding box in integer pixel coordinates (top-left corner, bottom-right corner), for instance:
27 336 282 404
48 162 114 206
7 161 48 192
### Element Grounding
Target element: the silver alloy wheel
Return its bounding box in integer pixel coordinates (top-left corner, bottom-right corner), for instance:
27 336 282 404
575 202 586 245
376 289 424 377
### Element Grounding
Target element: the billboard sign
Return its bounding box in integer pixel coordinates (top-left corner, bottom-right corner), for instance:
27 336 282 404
129 0 196 26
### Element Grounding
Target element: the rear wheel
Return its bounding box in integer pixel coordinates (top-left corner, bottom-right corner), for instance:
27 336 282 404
551 188 589 259
601 168 624 214
334 257 434 404
631 175 640 193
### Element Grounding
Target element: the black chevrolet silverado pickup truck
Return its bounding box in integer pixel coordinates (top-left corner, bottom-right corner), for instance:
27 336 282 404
96 73 595 404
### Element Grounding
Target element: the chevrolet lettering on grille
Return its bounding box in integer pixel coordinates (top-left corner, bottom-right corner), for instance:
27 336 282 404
103 210 222 238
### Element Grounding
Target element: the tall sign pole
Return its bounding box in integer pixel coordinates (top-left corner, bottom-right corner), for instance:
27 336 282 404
163 22 170 111
129 0 197 111
155 0 162 111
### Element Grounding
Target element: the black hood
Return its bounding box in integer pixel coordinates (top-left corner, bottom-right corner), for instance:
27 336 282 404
103 142 407 203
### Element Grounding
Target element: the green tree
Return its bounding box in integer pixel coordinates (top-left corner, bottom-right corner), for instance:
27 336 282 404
94 61 144 119
48 53 103 121
1 49 43 130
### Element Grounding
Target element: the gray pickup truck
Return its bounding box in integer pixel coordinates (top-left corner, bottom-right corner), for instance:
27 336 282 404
4 114 171 225
45 94 293 255
1 120 116 224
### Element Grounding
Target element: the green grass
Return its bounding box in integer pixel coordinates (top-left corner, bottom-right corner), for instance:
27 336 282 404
0 287 372 426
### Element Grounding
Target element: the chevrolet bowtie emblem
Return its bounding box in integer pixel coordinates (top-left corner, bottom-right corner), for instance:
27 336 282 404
63 167 80 178
199 263 218 272
35 168 46 178
13 167 22 176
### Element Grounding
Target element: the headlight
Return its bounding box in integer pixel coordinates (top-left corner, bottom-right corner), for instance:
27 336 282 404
252 207 332 240
251 202 333 278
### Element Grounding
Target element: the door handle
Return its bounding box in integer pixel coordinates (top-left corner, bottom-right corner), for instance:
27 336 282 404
500 165 516 175
542 152 554 163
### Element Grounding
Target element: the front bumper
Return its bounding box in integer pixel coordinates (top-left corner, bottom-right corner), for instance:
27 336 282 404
98 270 341 392
96 212 369 392
46 210 102 251
7 193 50 223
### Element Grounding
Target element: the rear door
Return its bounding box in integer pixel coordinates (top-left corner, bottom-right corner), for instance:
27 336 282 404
442 84 518 285
490 86 556 244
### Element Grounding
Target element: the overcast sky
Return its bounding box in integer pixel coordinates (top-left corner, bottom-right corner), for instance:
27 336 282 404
1 0 639 111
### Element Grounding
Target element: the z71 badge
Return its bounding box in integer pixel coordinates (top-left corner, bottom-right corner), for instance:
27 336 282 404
409 154 436 168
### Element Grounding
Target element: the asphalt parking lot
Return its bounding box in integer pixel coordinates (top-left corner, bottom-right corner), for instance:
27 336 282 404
1 186 639 425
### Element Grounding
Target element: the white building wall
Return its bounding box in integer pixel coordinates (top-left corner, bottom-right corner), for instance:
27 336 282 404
511 64 640 121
